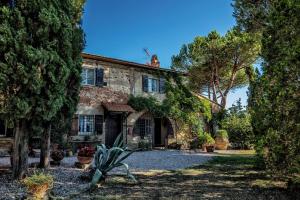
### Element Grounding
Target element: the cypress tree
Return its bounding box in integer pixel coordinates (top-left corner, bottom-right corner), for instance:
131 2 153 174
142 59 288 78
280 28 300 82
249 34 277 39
0 0 85 178
235 0 300 176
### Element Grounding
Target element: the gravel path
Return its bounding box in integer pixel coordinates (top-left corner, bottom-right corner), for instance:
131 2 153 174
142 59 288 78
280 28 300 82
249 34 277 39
0 150 213 199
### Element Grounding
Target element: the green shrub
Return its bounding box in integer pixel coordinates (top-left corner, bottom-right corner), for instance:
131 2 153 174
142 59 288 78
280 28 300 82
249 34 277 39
199 132 215 146
216 130 228 138
221 102 254 149
23 172 54 189
138 139 151 151
22 172 54 199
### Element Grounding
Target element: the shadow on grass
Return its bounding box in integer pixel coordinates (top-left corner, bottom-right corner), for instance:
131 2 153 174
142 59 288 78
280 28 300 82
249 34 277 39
65 154 293 200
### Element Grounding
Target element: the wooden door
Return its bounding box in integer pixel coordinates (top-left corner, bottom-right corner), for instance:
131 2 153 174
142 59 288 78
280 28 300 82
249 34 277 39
105 114 122 147
154 118 162 146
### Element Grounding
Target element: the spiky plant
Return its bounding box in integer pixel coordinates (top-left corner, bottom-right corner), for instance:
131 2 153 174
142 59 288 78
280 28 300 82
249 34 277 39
90 134 136 188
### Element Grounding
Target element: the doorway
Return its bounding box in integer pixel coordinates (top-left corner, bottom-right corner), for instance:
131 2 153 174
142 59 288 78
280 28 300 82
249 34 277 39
154 118 162 146
105 114 122 147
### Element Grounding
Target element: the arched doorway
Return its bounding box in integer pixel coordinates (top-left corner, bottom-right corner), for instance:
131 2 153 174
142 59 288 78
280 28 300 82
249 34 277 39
130 112 175 147
154 117 175 147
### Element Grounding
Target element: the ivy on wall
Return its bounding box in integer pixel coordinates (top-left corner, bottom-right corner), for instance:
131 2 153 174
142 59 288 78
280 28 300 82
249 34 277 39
128 74 212 134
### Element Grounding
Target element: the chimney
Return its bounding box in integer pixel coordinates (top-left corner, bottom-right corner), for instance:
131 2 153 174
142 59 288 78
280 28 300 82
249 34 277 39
150 55 160 68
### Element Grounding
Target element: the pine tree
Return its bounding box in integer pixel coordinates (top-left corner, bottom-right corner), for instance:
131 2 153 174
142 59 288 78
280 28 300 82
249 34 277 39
0 0 85 178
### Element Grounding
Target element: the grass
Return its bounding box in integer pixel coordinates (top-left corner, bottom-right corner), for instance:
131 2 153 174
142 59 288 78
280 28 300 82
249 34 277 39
64 151 292 200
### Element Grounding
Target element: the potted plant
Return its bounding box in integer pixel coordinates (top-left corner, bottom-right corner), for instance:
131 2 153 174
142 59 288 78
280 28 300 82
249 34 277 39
215 129 229 150
65 142 73 157
199 132 215 152
50 149 64 165
22 172 54 200
77 146 95 164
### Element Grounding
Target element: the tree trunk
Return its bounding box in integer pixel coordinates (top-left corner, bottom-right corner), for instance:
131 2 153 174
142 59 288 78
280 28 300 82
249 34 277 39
221 95 227 108
12 120 29 179
40 124 51 168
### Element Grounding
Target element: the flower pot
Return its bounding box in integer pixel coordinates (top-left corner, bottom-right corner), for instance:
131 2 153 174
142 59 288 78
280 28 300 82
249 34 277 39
27 183 50 200
77 156 93 164
215 136 229 150
206 145 215 152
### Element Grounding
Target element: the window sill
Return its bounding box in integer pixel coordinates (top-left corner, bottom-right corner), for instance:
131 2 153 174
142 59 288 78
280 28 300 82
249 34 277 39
81 84 107 88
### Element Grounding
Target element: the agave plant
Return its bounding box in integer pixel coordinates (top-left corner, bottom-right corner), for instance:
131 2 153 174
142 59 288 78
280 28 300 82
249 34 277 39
90 134 136 188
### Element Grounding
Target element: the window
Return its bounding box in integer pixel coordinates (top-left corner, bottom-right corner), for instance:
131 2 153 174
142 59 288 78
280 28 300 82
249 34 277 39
148 78 159 92
134 119 151 139
81 68 95 85
142 75 165 93
79 115 94 135
78 115 103 136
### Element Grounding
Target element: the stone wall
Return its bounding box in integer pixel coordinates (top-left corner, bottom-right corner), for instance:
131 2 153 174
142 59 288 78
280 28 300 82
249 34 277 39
82 58 166 106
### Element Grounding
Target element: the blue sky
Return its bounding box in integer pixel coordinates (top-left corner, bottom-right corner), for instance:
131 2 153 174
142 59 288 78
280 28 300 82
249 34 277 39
82 0 248 108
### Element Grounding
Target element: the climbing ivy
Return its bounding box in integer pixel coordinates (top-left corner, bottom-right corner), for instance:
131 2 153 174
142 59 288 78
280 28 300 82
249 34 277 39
128 74 212 134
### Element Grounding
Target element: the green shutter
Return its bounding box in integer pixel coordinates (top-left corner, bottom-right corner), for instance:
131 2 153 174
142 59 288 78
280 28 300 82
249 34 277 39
142 75 148 92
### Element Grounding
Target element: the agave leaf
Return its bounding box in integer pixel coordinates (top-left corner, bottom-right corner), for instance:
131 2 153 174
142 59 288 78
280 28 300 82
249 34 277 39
112 133 123 147
105 147 124 166
115 149 137 164
116 162 137 182
91 169 103 187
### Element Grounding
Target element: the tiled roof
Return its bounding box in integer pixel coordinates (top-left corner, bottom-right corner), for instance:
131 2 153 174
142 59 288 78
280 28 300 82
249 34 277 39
102 102 135 113
81 52 187 75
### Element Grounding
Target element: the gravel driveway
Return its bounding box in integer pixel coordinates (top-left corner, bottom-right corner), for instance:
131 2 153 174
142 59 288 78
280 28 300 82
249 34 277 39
0 150 214 199
1 150 213 171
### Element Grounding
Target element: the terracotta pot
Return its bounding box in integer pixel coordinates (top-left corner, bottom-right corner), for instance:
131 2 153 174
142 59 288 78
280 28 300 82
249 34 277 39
77 156 93 164
206 145 215 152
215 136 229 150
28 183 50 200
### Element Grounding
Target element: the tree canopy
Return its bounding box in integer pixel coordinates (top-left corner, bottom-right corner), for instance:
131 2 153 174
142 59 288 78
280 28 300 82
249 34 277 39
234 0 300 177
172 28 260 108
0 0 85 178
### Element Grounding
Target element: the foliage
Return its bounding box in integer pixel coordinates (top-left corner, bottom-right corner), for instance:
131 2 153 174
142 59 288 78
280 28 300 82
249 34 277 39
0 0 84 130
22 172 53 199
165 75 212 131
50 150 64 162
221 99 254 149
90 134 136 188
232 0 271 33
236 0 300 176
128 75 212 135
138 139 151 151
0 0 85 175
171 29 260 107
198 132 215 146
78 146 95 157
127 95 167 117
216 130 228 139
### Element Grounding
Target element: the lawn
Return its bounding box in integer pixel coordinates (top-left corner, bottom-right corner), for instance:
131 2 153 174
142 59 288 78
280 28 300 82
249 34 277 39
64 152 292 200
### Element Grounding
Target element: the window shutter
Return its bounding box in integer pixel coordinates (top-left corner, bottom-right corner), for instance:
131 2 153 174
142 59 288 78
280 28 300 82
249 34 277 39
94 115 103 135
159 78 166 93
142 75 148 92
71 115 79 136
95 68 104 86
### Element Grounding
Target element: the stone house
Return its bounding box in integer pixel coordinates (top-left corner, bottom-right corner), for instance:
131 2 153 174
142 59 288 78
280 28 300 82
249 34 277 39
69 53 180 149
0 52 220 151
